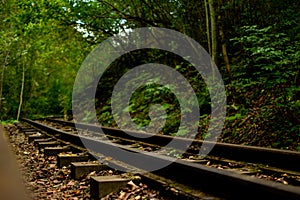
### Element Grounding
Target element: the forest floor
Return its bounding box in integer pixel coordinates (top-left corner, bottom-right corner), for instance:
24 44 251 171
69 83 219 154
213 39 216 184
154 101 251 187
5 125 169 200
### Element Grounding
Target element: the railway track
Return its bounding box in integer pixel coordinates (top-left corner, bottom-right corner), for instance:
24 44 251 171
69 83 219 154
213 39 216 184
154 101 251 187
22 118 300 200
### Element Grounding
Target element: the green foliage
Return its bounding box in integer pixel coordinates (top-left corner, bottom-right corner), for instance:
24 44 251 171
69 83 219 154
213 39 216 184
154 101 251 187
222 23 300 150
128 83 181 134
93 48 211 136
227 113 243 121
230 25 299 88
0 0 92 120
1 0 299 150
1 120 19 125
166 149 182 158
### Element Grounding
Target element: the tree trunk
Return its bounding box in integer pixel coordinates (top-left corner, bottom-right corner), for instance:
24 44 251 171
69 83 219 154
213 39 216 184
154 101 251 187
219 16 233 81
17 57 25 121
0 50 10 110
204 0 211 56
208 0 217 64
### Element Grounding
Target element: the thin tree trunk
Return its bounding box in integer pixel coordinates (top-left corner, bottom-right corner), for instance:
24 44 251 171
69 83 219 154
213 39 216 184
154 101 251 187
204 0 211 56
17 57 25 121
219 18 233 81
208 0 217 64
0 50 10 110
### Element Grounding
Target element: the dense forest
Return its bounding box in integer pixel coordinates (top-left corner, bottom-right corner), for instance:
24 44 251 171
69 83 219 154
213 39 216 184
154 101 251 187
1 0 299 150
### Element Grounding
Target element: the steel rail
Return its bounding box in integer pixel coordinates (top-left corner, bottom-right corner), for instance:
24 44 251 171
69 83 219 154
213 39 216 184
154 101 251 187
23 118 300 200
45 118 300 172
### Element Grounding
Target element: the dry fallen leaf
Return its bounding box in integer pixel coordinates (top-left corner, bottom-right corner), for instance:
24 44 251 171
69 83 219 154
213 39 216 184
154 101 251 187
86 171 97 179
127 180 138 190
